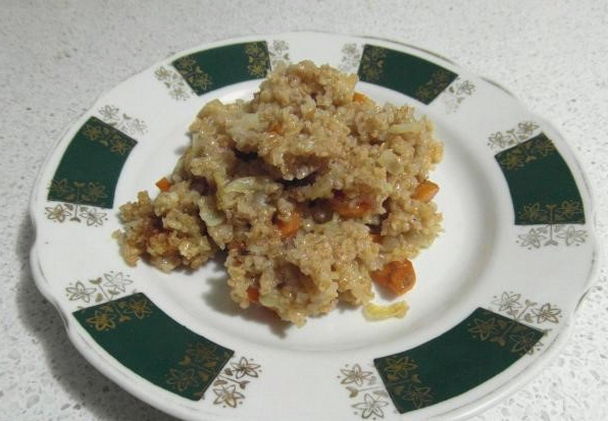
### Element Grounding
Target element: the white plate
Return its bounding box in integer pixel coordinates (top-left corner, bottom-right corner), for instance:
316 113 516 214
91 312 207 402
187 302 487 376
30 32 600 420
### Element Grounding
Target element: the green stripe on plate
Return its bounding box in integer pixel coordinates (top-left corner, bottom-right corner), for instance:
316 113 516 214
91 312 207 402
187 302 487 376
495 133 585 225
47 117 136 209
357 44 457 104
374 307 543 414
73 293 234 400
172 41 270 95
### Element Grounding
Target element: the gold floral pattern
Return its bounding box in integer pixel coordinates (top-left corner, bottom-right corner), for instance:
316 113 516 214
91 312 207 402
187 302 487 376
81 117 137 156
49 179 108 205
166 368 197 392
533 303 562 323
516 201 586 248
166 351 260 405
86 310 116 331
154 66 192 100
65 271 139 329
65 281 97 303
48 178 74 199
359 45 387 82
72 292 234 402
341 363 374 387
467 309 543 356
208 356 261 407
382 356 418 381
164 343 235 401
401 386 433 409
338 363 391 419
97 105 147 136
173 56 213 92
352 393 390 419
66 272 133 305
496 135 557 170
187 342 221 367
442 78 476 113
339 43 363 73
371 306 545 414
47 178 109 226
491 292 562 325
487 121 540 151
519 201 584 225
230 356 261 379
375 356 433 410
83 293 150 331
122 296 153 319
45 203 69 222
468 317 500 341
268 39 290 68
489 292 562 354
489 123 586 248
213 384 245 407
415 69 454 104
245 42 270 78
45 202 107 226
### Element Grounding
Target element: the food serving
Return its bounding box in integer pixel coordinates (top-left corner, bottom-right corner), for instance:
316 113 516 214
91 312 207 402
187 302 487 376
115 60 443 325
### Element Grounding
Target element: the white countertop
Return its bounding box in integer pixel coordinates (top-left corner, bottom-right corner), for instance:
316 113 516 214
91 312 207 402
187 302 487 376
1 0 607 419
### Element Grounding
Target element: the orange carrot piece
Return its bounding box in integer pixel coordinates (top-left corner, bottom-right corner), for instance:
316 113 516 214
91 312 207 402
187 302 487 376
371 260 416 296
228 240 245 251
267 122 284 135
276 210 301 238
247 287 260 303
155 177 172 192
370 233 382 243
412 180 439 202
353 92 369 103
330 192 372 218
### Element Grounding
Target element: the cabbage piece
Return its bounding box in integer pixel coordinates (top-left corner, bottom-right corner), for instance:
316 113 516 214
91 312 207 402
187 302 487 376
363 301 409 320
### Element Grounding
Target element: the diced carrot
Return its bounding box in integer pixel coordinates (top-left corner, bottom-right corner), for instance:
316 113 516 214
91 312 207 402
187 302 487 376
276 210 301 238
412 180 439 202
370 233 382 243
228 240 245 251
371 260 416 296
330 192 372 218
353 92 369 103
247 287 259 303
267 122 284 135
155 177 172 192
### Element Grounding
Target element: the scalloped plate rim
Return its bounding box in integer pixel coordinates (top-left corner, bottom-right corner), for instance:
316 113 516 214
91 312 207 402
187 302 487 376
28 31 602 420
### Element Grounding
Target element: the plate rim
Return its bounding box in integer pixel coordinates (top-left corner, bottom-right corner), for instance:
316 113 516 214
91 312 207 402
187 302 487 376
28 30 602 420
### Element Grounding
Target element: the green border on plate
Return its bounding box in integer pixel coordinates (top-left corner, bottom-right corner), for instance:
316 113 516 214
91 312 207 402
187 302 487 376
374 307 544 414
172 41 270 95
495 133 585 225
358 44 457 104
47 117 137 209
73 292 234 400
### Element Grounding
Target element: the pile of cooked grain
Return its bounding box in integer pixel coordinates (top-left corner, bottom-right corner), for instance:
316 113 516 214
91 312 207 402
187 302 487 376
116 60 443 326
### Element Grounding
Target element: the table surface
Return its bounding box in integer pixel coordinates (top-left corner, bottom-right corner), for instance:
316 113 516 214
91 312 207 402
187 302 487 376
1 0 607 419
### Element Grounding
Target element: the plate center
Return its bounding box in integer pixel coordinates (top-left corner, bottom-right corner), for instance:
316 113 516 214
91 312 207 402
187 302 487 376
125 83 499 352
